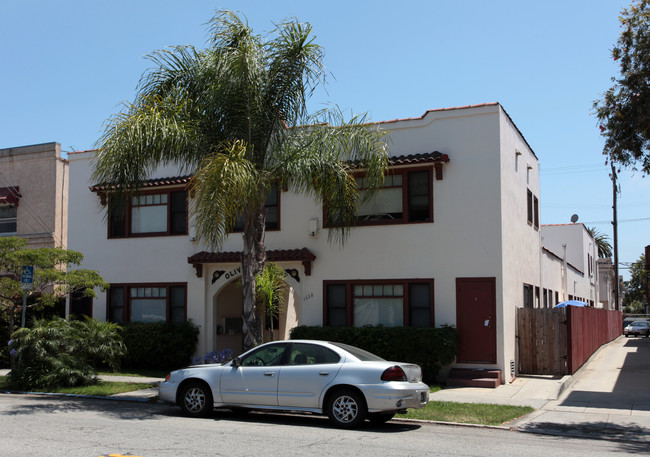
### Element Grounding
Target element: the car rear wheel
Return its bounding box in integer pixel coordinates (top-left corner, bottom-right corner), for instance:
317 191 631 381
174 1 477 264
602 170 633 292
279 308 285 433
368 412 395 424
180 381 213 418
327 389 367 428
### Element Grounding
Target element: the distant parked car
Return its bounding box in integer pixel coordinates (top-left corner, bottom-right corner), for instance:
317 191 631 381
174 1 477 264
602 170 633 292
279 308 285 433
624 321 650 337
159 340 430 428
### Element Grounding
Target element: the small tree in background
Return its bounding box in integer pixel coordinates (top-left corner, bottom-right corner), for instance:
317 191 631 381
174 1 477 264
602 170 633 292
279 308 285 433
594 0 650 174
0 237 109 370
586 226 613 258
623 254 648 311
0 237 109 346
255 262 286 341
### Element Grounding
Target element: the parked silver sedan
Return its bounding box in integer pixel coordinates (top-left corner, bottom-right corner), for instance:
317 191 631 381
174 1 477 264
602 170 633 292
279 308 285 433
624 320 650 337
159 340 430 428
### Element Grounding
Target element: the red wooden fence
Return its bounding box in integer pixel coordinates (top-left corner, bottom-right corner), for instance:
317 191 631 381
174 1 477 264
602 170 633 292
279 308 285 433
517 307 622 375
566 306 622 374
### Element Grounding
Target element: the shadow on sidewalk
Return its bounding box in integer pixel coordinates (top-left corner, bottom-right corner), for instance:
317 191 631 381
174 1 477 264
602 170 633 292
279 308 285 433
521 420 650 452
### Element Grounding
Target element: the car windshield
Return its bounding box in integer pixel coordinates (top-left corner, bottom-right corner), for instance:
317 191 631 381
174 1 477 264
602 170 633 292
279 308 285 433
631 322 647 327
329 342 385 361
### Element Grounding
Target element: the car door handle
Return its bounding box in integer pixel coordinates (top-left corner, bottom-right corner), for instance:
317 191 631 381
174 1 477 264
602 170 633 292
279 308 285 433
319 371 330 376
264 372 275 377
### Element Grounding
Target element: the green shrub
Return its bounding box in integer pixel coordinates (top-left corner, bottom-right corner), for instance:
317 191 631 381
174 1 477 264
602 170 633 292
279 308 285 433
121 320 199 371
8 317 126 389
290 325 459 383
0 311 15 369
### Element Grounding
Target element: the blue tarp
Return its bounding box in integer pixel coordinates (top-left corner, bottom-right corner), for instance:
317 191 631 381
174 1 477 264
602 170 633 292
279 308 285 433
554 300 588 308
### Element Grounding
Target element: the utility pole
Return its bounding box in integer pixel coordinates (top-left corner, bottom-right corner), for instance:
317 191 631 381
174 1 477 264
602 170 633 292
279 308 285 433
611 162 620 311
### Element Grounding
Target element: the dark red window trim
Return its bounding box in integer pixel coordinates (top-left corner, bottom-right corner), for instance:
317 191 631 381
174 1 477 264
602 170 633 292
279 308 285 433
323 278 435 327
323 166 434 228
106 282 187 324
231 183 281 232
107 188 188 239
0 186 20 206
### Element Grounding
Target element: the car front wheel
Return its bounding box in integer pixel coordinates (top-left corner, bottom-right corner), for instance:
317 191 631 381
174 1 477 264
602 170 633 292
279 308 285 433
327 389 367 428
180 381 213 418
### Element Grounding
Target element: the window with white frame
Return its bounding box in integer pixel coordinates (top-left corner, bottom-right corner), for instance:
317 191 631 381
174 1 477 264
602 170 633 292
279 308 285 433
0 205 17 234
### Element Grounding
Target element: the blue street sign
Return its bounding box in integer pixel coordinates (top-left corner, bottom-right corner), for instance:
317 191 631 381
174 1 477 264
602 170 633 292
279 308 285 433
21 265 34 290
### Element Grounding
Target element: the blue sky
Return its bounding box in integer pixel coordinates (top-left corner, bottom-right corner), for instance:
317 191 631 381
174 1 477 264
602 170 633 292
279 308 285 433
1 0 647 279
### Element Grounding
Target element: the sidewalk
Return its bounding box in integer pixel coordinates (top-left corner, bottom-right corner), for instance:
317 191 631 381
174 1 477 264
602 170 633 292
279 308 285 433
430 335 650 443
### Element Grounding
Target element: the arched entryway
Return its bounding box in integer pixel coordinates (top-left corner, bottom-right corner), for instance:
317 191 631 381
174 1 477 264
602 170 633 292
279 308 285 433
212 275 299 355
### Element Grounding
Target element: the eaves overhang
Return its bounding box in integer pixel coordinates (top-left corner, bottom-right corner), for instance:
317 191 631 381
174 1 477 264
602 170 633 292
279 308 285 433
188 248 317 278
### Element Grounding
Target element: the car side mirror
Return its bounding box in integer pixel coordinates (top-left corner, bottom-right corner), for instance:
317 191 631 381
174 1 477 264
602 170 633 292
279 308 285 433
232 356 242 367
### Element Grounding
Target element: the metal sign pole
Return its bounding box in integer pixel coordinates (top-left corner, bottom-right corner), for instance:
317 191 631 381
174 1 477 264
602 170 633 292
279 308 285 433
20 265 34 327
21 290 27 328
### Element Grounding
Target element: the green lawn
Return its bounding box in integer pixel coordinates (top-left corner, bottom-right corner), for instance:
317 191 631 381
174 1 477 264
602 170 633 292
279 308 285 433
0 375 156 397
396 400 534 426
98 368 168 378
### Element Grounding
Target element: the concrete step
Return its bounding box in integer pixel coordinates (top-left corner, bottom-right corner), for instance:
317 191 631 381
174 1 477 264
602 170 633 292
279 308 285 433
446 368 502 388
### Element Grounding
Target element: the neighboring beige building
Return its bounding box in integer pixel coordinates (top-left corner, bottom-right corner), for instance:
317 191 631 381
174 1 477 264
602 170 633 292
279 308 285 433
597 258 617 310
0 142 68 249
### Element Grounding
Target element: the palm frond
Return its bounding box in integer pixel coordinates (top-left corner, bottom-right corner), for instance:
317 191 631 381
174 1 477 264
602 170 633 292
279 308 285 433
189 140 262 249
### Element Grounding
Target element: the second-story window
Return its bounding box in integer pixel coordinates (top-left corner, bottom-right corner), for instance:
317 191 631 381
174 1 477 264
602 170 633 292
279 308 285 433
354 168 432 225
108 189 187 238
527 189 539 230
232 183 280 232
0 205 17 234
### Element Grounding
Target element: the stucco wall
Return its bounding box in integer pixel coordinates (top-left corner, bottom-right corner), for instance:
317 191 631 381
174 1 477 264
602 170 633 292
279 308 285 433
67 104 555 383
0 142 68 249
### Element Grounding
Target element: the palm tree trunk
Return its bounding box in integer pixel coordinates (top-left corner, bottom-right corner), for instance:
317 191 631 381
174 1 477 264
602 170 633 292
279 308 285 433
241 204 266 351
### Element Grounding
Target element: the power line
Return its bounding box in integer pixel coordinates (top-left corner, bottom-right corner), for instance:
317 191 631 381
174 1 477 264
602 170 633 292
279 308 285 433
0 170 57 240
580 217 650 225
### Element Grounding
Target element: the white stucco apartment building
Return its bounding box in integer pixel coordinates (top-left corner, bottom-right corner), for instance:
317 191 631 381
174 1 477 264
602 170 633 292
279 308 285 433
68 103 596 383
541 223 599 308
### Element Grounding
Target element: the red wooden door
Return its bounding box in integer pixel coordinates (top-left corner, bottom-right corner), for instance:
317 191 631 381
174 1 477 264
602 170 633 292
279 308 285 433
456 278 497 363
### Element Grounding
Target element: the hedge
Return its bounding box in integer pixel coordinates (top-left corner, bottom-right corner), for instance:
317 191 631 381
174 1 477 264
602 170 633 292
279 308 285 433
121 320 199 371
289 325 459 383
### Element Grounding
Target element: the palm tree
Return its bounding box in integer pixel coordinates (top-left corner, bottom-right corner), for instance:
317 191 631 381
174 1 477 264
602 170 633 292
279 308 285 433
586 227 613 259
91 11 388 351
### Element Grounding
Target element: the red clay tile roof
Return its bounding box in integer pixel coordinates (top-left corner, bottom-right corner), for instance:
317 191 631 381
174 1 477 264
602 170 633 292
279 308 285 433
90 152 449 192
90 176 191 192
389 152 449 165
188 248 316 265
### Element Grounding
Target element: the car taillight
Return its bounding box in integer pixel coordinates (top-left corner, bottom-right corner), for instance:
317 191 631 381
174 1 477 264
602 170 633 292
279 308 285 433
165 374 171 382
381 365 407 381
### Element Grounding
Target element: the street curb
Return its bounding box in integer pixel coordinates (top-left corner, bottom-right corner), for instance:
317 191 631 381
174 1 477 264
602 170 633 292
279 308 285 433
392 416 511 431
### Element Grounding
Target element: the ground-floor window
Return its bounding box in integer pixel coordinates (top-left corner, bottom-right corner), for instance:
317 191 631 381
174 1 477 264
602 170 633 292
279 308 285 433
107 283 187 324
324 279 434 327
69 290 93 318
